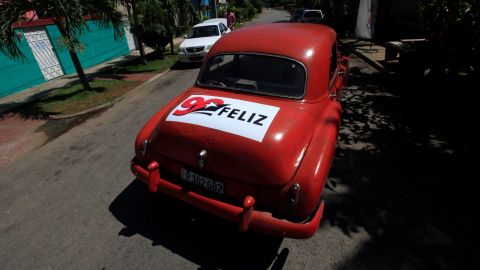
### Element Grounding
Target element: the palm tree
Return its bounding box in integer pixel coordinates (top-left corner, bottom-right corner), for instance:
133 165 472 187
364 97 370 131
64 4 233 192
160 0 199 55
135 0 172 53
177 0 198 27
161 0 177 55
0 0 124 91
121 0 148 65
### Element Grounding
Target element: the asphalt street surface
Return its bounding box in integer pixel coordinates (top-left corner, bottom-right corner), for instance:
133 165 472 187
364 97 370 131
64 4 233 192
1 9 478 269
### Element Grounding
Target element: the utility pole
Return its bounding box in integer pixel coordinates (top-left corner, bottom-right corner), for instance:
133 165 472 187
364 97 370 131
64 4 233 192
211 0 217 18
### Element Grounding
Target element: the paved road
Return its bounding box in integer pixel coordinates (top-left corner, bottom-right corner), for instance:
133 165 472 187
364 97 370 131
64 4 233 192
247 8 291 25
1 9 478 270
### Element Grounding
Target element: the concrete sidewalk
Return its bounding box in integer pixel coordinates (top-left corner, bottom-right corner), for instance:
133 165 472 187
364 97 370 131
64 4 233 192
0 37 184 114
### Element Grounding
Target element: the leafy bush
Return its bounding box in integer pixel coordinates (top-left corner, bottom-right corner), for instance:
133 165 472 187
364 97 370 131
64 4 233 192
230 0 261 21
218 8 227 17
250 0 264 13
231 7 246 23
413 0 479 75
134 0 173 53
244 0 257 20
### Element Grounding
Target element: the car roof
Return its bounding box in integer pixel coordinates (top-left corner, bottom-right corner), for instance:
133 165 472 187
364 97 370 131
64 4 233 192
205 23 337 101
194 21 222 27
303 9 323 13
203 18 227 25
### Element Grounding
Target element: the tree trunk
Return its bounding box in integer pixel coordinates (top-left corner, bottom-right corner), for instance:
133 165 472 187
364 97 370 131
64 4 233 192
53 13 93 91
211 0 217 18
126 2 139 50
131 0 148 65
69 50 92 91
197 0 202 22
165 1 175 55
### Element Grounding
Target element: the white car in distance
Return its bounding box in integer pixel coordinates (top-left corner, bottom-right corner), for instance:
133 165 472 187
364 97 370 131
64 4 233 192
299 9 324 24
178 19 231 63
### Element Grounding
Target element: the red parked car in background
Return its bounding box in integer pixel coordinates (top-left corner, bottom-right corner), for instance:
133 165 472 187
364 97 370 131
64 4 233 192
131 23 350 239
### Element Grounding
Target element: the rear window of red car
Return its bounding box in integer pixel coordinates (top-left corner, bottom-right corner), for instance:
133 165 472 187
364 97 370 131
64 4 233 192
198 54 307 99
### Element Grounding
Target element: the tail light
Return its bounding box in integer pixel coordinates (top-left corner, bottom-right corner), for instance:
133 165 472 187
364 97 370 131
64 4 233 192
139 140 148 156
287 183 300 205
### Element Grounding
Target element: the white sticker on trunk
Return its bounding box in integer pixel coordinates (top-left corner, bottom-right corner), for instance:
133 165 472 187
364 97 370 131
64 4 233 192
165 95 280 142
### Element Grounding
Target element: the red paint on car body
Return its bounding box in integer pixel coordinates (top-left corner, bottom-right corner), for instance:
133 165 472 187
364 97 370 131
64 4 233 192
131 23 350 239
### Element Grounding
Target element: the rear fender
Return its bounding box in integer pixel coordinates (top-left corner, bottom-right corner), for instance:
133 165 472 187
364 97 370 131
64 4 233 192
288 101 342 217
135 93 186 159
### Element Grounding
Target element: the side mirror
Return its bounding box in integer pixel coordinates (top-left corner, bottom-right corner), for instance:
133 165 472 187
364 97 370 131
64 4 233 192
183 35 187 39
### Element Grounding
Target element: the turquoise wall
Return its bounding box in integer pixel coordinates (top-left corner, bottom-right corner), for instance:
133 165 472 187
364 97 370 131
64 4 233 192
46 21 130 75
1 21 130 99
0 29 46 98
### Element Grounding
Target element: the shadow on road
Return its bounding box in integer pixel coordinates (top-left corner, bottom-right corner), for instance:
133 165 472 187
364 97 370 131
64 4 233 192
109 57 477 269
170 61 203 71
322 65 478 269
109 179 286 270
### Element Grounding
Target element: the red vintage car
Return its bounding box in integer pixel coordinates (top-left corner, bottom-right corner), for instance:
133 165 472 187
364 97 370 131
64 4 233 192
131 23 349 239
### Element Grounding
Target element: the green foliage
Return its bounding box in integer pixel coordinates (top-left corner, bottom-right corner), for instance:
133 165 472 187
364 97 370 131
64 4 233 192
54 37 87 55
413 0 479 74
230 7 245 23
176 0 200 26
135 0 173 53
245 1 258 20
219 8 226 16
231 0 258 21
294 0 321 9
324 0 357 37
250 0 265 12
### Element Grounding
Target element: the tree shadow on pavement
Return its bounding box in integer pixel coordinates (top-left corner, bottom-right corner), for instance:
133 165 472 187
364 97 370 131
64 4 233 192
170 61 203 71
1 97 64 120
0 87 109 121
322 66 478 269
109 179 286 270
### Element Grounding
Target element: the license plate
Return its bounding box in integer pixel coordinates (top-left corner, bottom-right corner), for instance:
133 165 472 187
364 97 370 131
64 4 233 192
181 168 225 194
189 53 201 58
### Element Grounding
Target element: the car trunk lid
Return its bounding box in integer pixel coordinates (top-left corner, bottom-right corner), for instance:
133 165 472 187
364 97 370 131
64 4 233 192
148 92 315 188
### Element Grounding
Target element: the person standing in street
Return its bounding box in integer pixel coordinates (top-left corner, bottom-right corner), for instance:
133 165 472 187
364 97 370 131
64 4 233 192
224 8 236 31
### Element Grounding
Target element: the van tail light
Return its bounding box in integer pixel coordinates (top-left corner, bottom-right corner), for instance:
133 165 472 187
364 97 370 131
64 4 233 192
287 183 300 205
